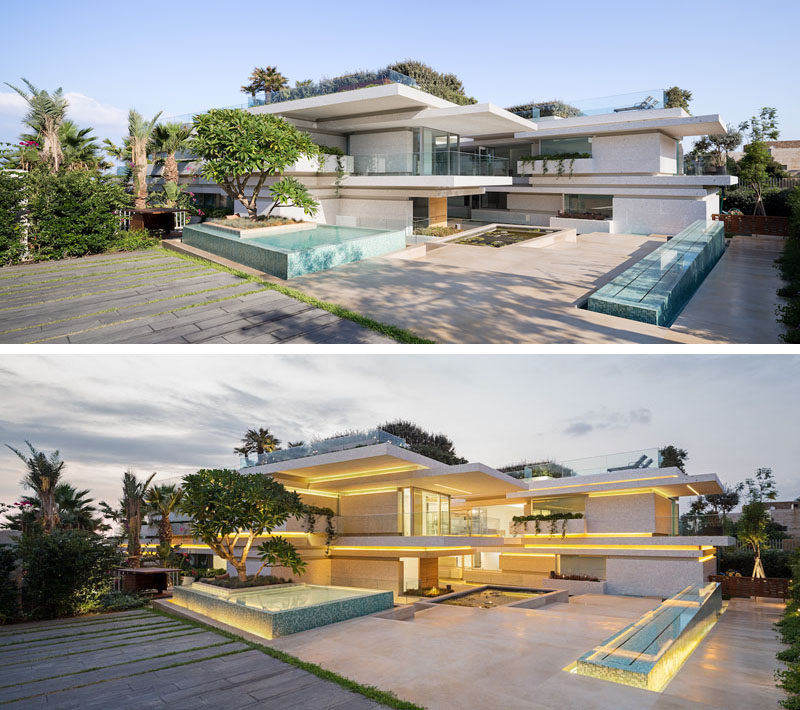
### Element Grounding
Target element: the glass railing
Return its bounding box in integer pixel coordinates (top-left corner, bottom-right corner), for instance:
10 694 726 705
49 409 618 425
239 429 408 468
504 448 662 479
331 512 502 537
508 90 666 120
351 151 509 177
246 69 417 108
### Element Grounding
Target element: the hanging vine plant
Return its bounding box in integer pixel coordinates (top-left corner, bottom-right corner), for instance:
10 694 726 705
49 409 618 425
303 504 337 554
519 152 590 179
510 512 584 538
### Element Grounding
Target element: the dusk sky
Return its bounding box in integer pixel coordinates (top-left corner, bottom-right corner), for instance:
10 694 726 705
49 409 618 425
1 0 799 147
0 354 797 513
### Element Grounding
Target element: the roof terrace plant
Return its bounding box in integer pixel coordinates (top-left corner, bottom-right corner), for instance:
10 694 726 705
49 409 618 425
191 109 319 220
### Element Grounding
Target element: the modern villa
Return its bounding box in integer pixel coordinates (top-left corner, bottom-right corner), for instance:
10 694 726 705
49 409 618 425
170 73 737 237
165 430 731 600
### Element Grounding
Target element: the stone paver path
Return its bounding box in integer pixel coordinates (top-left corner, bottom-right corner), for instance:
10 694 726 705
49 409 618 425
0 250 392 344
0 608 385 708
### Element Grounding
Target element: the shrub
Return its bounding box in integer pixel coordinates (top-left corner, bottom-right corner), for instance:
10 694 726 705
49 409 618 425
717 547 792 578
107 228 159 252
0 544 20 624
18 528 122 619
25 170 130 261
0 171 26 265
204 574 289 589
724 187 792 216
777 187 800 342
98 591 147 611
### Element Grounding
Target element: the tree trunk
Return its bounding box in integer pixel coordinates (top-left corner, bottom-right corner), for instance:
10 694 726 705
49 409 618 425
132 140 148 209
235 562 248 581
159 515 172 549
163 153 179 184
129 509 141 567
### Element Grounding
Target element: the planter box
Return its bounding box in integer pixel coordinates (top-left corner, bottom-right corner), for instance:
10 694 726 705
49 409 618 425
550 216 616 234
544 578 607 595
512 518 585 536
203 221 316 239
517 158 594 176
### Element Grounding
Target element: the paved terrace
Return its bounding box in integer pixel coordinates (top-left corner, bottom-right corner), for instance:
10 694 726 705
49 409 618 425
0 250 392 344
0 608 384 708
269 595 785 709
290 232 785 344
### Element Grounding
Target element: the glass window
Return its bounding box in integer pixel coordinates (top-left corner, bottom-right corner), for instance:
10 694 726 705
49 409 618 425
530 495 586 516
400 487 450 535
540 137 592 157
563 194 613 219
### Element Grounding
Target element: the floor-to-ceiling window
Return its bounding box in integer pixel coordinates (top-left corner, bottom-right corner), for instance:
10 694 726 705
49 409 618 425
398 487 451 535
412 128 460 176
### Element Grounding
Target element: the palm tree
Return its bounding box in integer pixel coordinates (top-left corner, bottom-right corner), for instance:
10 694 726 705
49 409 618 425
59 120 110 172
115 469 156 567
4 78 68 172
126 109 162 209
4 482 105 533
248 66 288 104
150 122 191 185
234 427 281 457
145 483 184 551
6 442 65 532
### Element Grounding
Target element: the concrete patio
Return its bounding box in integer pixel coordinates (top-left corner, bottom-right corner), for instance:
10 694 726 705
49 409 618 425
268 594 786 710
289 232 785 344
0 608 385 708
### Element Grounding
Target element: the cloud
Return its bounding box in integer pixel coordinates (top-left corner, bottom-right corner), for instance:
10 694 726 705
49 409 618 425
563 408 653 437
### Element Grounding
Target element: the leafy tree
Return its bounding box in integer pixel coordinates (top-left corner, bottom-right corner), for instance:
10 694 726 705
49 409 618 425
659 445 688 473
738 108 782 215
180 469 306 581
150 122 191 184
0 544 19 624
387 60 476 105
738 500 770 578
287 441 305 448
145 484 184 554
744 466 778 502
5 78 68 172
505 100 581 119
6 442 66 532
241 66 288 103
59 121 110 172
664 86 692 113
379 420 467 465
688 123 745 169
234 427 281 456
191 109 319 219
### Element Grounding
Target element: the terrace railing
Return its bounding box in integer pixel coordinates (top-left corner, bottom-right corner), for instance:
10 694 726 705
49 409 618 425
239 429 407 468
712 213 789 237
351 151 509 177
708 574 789 599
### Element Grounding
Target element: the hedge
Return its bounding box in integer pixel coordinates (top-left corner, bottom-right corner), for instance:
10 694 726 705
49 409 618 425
777 187 800 342
724 186 793 216
717 547 792 578
0 171 26 265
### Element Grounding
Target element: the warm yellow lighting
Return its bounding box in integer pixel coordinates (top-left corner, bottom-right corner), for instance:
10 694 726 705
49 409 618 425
500 553 557 558
525 475 679 493
687 485 701 496
284 486 339 499
697 554 716 563
434 484 474 495
310 464 426 483
339 487 399 496
523 543 706 551
329 545 473 552
521 532 655 538
701 545 715 551
588 487 674 501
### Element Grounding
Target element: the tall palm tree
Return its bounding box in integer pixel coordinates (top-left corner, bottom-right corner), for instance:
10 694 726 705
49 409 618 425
59 120 110 172
5 78 68 173
119 469 156 567
6 442 66 532
234 427 281 456
252 66 288 103
149 122 191 185
4 483 105 533
126 109 162 209
145 483 184 550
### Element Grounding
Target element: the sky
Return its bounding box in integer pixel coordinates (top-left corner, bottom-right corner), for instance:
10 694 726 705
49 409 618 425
1 0 799 149
0 354 798 515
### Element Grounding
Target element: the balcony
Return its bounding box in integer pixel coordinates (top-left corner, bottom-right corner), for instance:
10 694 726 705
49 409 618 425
239 429 407 469
351 151 509 177
332 512 502 537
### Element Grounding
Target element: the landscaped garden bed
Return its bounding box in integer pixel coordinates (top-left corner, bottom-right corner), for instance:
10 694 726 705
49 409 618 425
453 227 547 247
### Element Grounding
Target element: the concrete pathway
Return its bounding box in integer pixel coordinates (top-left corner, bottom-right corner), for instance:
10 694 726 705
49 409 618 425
269 594 786 710
0 608 384 708
0 250 392 344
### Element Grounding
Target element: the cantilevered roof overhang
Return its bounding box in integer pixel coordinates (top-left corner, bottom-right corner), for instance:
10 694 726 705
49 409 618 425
249 83 537 137
507 468 724 500
515 113 727 140
240 443 527 497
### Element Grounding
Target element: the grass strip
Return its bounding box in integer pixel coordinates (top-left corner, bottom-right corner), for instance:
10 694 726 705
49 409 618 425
161 246 435 344
0 639 235 689
0 647 248 706
0 628 205 665
0 252 169 279
0 280 252 336
0 261 203 295
28 285 272 343
0 618 182 649
150 606 424 709
0 268 216 313
0 611 154 636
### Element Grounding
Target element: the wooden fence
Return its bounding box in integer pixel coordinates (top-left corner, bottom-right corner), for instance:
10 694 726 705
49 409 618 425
708 574 789 599
712 213 789 236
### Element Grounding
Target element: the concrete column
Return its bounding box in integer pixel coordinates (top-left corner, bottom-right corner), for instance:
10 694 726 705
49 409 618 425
419 557 439 588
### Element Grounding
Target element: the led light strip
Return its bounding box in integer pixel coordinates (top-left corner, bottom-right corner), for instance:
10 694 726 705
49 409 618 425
523 474 679 493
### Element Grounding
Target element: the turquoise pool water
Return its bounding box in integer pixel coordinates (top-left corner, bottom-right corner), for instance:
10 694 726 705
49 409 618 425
182 222 408 279
240 225 384 251
587 220 725 327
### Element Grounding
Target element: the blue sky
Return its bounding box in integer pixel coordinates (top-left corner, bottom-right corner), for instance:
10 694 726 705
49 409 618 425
0 354 797 512
1 0 799 147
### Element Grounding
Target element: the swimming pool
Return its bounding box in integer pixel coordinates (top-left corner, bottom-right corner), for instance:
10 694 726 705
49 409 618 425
586 220 725 326
182 222 407 279
170 582 394 639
